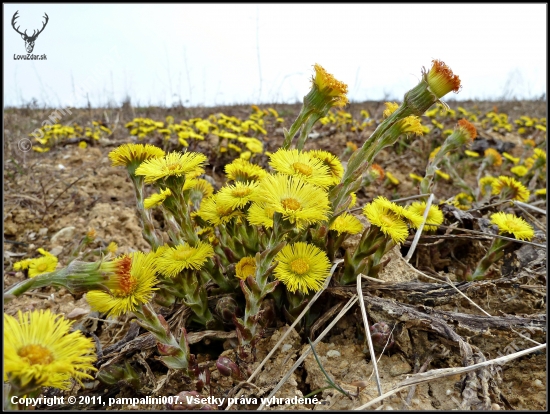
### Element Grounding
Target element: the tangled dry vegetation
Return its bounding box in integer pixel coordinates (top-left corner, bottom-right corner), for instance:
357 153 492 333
3 62 547 411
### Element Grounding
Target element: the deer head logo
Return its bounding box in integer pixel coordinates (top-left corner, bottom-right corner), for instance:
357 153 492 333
12 11 49 54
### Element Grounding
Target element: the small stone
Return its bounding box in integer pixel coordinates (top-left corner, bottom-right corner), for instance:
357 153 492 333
533 379 543 388
326 350 341 358
491 403 501 410
38 228 48 236
50 226 75 244
49 246 63 256
281 344 292 352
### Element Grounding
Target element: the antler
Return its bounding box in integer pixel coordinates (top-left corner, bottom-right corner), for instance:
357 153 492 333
11 10 27 37
33 13 49 38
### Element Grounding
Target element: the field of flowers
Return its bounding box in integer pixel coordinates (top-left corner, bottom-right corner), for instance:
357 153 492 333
3 61 546 410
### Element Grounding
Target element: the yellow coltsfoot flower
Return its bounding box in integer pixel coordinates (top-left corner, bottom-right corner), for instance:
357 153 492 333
493 176 530 202
252 174 331 230
406 202 444 232
198 193 244 226
363 198 410 244
86 252 158 317
217 181 260 209
225 158 267 182
484 148 503 167
108 143 165 170
4 309 96 391
235 257 257 280
273 242 331 294
490 212 534 241
135 152 207 183
144 188 172 209
310 63 349 108
156 242 214 277
269 149 334 189
329 213 363 235
426 59 461 99
308 149 344 186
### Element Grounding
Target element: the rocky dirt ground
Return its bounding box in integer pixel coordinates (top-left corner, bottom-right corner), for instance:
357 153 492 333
3 100 547 410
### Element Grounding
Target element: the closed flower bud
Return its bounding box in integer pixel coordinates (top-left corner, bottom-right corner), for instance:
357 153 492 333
216 356 241 379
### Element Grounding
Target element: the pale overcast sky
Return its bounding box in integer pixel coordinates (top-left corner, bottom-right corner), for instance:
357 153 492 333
4 3 547 108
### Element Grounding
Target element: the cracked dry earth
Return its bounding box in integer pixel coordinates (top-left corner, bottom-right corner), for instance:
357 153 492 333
3 103 547 410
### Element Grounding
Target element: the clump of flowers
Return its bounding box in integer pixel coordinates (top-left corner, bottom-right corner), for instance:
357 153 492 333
7 60 487 390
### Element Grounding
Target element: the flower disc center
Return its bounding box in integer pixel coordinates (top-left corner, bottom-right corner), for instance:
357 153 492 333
290 258 310 275
18 344 54 365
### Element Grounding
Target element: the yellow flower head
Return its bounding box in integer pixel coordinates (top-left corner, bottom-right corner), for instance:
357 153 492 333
183 178 215 200
253 174 330 230
144 188 172 209
493 176 530 202
479 176 498 196
435 170 450 180
308 150 344 186
329 213 363 235
484 148 503 167
396 116 424 137
533 148 547 162
135 152 207 183
510 165 528 177
225 158 267 182
457 119 478 141
385 171 400 185
312 63 349 107
217 181 260 209
383 102 400 118
363 198 410 244
465 150 480 158
108 143 165 169
269 149 334 189
453 192 474 210
106 241 118 254
490 212 534 241
28 254 58 278
156 242 214 277
4 310 96 390
502 152 520 165
197 193 244 226
235 257 256 280
86 252 158 317
273 242 331 294
368 164 385 181
247 202 276 228
409 173 423 182
406 202 444 232
523 139 536 149
426 60 461 99
535 188 546 196
14 249 58 278
346 141 358 151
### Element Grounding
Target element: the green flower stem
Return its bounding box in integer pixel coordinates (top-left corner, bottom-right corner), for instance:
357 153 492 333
282 108 313 149
4 260 111 302
129 175 162 249
468 238 511 280
237 215 290 347
163 187 199 246
134 303 193 373
442 158 474 197
160 207 185 245
296 113 323 151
